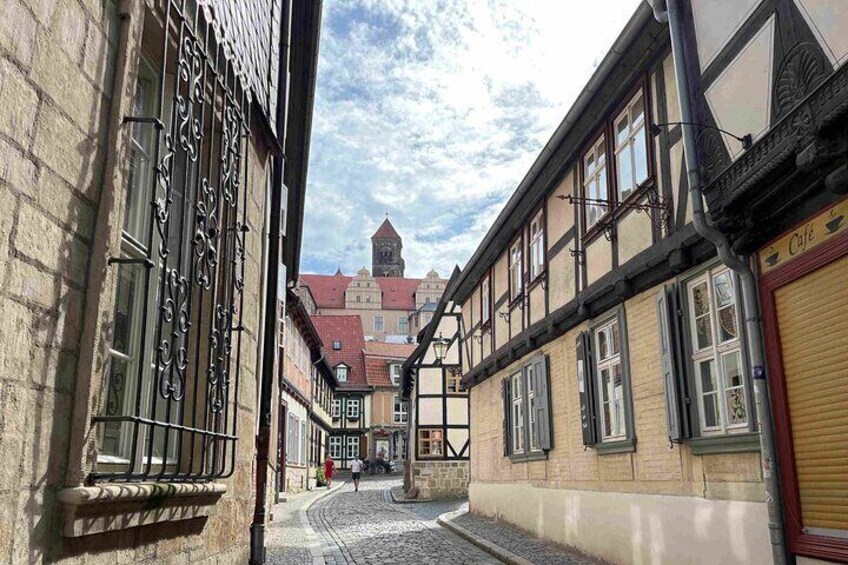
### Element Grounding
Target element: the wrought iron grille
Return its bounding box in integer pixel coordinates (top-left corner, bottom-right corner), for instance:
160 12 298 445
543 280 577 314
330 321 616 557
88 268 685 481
93 0 261 482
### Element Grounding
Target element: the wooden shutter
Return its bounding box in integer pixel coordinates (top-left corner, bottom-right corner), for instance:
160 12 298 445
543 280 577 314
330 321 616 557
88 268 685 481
576 332 597 446
657 287 685 443
501 378 511 456
533 354 552 450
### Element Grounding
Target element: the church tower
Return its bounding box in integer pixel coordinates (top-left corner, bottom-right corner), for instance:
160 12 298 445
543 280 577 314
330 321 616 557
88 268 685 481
371 217 405 277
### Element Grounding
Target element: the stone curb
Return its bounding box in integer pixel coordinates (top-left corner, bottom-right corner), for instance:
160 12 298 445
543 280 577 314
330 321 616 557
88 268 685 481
297 481 346 565
389 487 420 504
437 509 531 565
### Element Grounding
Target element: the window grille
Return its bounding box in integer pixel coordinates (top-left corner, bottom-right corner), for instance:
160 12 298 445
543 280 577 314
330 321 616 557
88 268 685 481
93 0 264 482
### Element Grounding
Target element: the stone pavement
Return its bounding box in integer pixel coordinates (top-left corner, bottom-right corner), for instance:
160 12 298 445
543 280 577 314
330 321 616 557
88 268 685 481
445 510 597 565
308 475 500 564
266 484 342 564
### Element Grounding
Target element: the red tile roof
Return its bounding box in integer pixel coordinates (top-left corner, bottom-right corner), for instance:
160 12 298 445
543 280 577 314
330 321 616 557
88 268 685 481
371 218 400 240
311 315 368 389
300 273 423 311
364 342 415 387
364 357 392 387
300 273 351 309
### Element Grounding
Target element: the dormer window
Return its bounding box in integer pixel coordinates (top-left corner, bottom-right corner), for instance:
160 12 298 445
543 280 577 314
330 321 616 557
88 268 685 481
332 340 341 350
336 364 348 382
390 364 402 386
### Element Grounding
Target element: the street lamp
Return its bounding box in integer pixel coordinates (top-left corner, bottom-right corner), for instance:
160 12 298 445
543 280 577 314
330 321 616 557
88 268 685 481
432 333 450 363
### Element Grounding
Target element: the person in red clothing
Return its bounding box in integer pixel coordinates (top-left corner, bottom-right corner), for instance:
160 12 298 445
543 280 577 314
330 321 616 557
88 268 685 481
323 455 335 488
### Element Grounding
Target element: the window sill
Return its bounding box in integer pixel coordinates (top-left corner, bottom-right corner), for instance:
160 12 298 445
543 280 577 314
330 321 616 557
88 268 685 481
595 437 637 455
688 432 760 455
509 450 548 463
527 273 546 291
58 481 227 538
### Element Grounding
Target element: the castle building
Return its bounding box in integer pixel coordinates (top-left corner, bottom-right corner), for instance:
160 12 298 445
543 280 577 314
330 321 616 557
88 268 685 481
299 220 447 342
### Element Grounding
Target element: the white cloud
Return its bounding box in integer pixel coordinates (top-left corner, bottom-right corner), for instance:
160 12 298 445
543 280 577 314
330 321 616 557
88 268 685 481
302 0 643 278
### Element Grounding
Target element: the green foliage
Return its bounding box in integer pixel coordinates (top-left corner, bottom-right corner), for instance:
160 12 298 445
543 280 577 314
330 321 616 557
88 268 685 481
315 467 327 486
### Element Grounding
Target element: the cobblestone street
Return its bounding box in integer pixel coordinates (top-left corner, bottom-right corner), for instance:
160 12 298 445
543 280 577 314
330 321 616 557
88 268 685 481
307 475 499 564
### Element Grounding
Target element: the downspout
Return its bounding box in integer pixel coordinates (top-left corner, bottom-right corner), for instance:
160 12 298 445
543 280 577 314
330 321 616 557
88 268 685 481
653 1 788 563
250 1 291 563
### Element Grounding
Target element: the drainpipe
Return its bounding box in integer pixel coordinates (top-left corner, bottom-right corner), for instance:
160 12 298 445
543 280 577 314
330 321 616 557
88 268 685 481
250 1 291 563
653 1 788 563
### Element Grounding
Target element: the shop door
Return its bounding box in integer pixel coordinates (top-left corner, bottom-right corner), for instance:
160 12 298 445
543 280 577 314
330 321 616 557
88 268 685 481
763 234 848 561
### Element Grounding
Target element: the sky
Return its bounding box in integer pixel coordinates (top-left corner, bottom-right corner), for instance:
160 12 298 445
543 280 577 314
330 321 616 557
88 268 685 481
301 0 643 279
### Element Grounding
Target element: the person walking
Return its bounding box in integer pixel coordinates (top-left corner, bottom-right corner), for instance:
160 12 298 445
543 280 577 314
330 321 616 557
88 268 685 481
323 455 335 488
350 455 364 492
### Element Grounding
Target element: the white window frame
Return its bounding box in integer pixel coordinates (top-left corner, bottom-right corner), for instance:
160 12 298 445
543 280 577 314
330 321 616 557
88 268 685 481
398 317 408 334
509 240 522 300
481 276 490 325
583 136 608 229
594 318 626 441
390 364 402 386
346 436 360 460
374 315 384 332
329 436 342 459
686 267 748 435
335 364 348 383
529 211 544 281
614 90 648 202
392 394 408 424
511 372 524 453
331 398 341 419
346 398 360 419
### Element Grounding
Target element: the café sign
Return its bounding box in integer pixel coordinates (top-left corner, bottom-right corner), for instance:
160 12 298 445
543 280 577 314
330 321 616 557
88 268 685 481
759 198 847 274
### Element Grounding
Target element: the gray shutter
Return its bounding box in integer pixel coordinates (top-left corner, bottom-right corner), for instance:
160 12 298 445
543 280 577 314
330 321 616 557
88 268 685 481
657 286 684 443
533 354 552 450
501 378 511 456
576 332 597 446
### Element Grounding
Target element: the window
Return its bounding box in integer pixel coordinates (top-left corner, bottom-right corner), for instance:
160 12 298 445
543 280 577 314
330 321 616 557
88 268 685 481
574 312 634 450
329 436 342 459
332 340 341 350
583 136 608 229
511 373 524 453
393 395 408 424
301 421 307 465
331 399 341 419
418 429 443 458
375 316 384 332
346 436 360 460
614 91 648 201
356 295 361 302
481 276 490 326
398 318 408 334
595 319 625 441
509 239 523 300
390 364 402 386
527 363 538 452
96 32 249 481
529 211 544 281
346 398 360 419
287 413 301 464
687 267 747 434
335 365 348 382
446 369 464 393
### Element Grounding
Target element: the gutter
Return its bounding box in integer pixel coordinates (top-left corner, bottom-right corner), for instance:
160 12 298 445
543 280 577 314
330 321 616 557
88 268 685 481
655 1 788 563
449 3 653 303
250 0 292 561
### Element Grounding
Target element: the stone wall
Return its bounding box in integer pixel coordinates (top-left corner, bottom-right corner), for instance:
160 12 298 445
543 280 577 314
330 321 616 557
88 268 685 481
0 1 275 563
413 461 469 500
